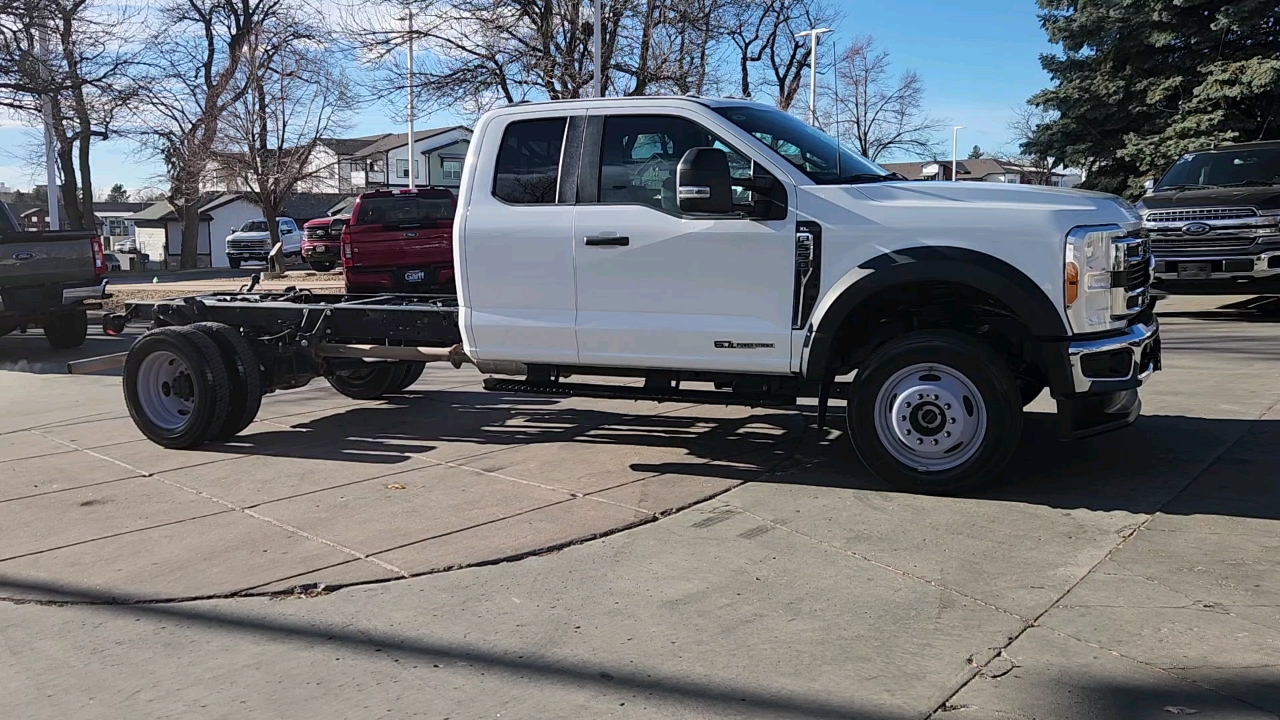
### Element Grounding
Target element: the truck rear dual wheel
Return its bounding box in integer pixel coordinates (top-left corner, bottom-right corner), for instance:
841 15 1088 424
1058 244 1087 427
44 309 88 349
124 323 263 448
325 362 424 400
847 330 1023 494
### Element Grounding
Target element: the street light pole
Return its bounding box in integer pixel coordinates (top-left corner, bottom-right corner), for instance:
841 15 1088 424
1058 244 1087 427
795 27 830 125
951 126 965 182
406 5 416 190
38 30 59 230
593 0 603 97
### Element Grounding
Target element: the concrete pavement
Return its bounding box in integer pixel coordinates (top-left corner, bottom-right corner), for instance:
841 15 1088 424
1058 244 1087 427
1 293 1278 719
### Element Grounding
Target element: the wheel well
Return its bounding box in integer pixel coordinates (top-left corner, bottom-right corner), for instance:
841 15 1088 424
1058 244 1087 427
823 281 1048 388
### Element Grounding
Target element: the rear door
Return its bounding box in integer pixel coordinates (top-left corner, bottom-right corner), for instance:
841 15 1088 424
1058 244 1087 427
347 191 456 276
457 109 584 364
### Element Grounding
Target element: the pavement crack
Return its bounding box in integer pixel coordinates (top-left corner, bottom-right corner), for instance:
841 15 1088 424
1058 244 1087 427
723 503 1032 624
28 430 411 579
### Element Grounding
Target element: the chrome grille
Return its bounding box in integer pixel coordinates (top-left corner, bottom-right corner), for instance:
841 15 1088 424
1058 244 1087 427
227 239 269 251
304 227 328 240
1111 234 1151 317
1149 234 1257 252
1144 207 1257 223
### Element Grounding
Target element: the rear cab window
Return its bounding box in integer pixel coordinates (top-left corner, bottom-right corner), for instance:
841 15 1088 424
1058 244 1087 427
493 118 568 204
353 190 456 229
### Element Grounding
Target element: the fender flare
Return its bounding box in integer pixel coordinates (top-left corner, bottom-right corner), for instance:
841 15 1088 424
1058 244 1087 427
802 246 1067 379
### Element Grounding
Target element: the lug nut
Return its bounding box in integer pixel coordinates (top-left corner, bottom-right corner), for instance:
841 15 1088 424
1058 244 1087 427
916 438 923 444
944 431 951 438
917 393 924 400
949 418 956 424
931 439 938 445
944 403 951 410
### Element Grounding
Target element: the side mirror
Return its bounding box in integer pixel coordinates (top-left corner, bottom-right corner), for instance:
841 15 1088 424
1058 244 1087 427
676 147 733 214
1143 178 1155 194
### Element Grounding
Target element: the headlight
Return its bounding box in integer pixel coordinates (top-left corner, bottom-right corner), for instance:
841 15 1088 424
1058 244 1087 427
1064 224 1127 332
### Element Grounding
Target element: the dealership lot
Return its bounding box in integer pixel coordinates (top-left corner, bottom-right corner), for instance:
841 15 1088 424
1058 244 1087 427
1 292 1278 719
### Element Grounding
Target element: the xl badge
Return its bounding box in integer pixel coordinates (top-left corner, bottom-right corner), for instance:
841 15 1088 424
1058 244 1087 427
714 340 775 350
1182 222 1211 236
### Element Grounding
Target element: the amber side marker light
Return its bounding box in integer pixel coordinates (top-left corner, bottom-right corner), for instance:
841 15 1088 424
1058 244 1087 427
1065 261 1080 306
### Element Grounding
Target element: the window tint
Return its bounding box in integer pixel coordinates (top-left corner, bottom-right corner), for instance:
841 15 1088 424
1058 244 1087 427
493 117 567 204
1157 148 1280 189
354 191 456 227
598 115 753 212
239 220 269 232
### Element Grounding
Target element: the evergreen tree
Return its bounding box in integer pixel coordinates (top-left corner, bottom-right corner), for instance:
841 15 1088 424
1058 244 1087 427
1024 0 1280 197
106 183 129 203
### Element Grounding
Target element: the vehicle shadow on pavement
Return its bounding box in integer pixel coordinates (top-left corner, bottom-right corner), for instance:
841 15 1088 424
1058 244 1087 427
199 387 1280 524
203 388 808 479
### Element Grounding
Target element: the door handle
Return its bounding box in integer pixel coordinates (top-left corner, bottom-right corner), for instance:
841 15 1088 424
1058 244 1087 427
584 235 629 246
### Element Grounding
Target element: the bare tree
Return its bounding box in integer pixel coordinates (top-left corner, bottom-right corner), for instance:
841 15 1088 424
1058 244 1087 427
215 20 351 266
760 0 836 111
1003 104 1062 185
824 35 943 162
0 0 141 230
135 0 286 268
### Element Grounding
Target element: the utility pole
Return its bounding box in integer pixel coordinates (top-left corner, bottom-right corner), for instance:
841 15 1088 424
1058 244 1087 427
795 27 830 125
406 5 416 190
951 126 965 182
593 0 603 97
38 30 59 230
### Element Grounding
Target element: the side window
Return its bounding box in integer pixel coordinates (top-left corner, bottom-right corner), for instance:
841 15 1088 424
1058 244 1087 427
493 117 567 205
597 115 755 212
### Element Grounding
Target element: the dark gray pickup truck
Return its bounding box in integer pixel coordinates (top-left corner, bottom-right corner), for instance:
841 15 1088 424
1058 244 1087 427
0 200 109 348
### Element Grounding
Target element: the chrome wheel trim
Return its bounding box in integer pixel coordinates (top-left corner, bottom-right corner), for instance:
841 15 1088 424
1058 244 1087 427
872 363 987 473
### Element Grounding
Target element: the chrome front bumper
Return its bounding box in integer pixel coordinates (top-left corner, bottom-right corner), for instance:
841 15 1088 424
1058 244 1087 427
1154 251 1280 280
1066 318 1160 394
62 279 109 304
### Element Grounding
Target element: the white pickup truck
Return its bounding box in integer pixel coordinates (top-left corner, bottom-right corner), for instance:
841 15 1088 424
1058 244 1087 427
103 96 1160 493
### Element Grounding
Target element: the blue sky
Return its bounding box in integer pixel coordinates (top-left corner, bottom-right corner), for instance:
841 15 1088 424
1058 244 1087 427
0 0 1055 192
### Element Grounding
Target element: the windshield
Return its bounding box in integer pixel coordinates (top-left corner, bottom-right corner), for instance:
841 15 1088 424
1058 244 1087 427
238 220 269 233
714 105 888 185
354 193 455 228
1156 147 1280 190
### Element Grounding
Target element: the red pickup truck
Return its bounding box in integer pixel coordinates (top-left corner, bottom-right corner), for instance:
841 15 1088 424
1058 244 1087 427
341 188 456 294
301 215 347 272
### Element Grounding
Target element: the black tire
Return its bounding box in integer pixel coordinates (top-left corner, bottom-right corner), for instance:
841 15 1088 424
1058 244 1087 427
43 309 88 349
189 322 263 440
0 322 14 339
1018 378 1046 407
846 330 1023 494
393 362 425 391
326 364 401 399
123 326 232 449
228 258 241 269
308 260 336 272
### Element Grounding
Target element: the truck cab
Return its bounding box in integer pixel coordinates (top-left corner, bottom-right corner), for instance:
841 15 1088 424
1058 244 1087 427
453 96 1161 491
224 217 301 269
1137 141 1280 285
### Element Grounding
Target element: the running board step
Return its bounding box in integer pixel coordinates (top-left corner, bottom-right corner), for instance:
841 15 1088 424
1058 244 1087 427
482 378 796 407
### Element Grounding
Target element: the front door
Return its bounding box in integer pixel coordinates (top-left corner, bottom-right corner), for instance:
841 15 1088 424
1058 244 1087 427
573 111 795 373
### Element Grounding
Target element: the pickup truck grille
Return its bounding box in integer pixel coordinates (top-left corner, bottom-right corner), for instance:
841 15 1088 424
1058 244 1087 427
304 228 329 240
1148 234 1257 252
227 239 269 252
1112 234 1151 316
1144 207 1257 223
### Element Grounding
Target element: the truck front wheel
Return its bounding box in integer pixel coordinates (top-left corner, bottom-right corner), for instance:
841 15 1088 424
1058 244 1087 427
44 310 88 349
847 330 1023 494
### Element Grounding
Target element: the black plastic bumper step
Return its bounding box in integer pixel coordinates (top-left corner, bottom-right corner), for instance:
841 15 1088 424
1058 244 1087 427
482 378 796 407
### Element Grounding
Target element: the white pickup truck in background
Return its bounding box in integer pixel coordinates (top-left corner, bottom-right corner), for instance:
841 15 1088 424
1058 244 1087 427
107 96 1161 494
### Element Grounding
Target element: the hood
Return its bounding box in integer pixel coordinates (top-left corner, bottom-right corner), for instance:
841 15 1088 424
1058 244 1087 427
852 180 1137 217
227 231 271 241
1137 185 1280 213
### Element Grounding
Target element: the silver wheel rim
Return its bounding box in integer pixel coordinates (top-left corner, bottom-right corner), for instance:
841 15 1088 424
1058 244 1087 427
137 351 196 431
873 363 987 472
